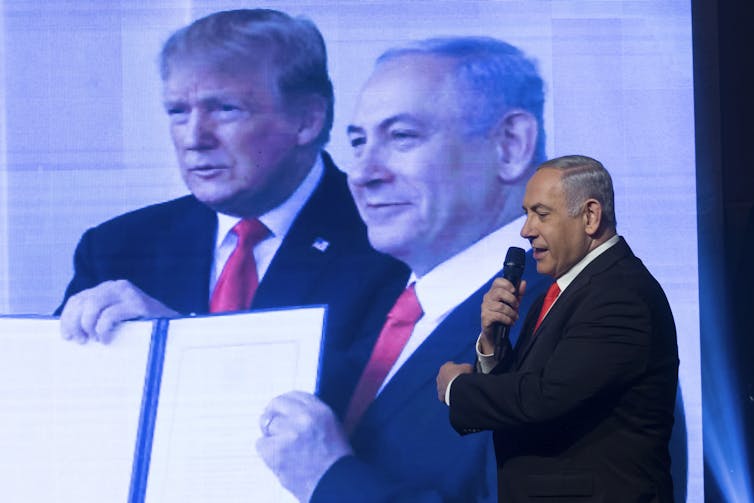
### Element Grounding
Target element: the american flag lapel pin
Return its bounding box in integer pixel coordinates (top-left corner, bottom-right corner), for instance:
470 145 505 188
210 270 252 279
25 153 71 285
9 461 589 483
312 237 330 252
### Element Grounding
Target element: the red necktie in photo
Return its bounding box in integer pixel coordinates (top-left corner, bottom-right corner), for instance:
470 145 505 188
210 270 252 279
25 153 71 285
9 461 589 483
209 219 269 313
343 283 424 434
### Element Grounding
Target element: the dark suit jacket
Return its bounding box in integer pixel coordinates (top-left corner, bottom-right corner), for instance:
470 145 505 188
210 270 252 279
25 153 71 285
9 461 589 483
450 238 678 502
313 252 550 503
56 153 409 371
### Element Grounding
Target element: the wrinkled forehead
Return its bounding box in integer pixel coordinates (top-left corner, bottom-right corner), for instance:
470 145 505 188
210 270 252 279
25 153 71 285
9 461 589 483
368 54 459 93
353 54 464 123
525 168 565 202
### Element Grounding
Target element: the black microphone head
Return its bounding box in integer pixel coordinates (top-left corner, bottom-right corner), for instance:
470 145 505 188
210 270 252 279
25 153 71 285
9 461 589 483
502 246 526 289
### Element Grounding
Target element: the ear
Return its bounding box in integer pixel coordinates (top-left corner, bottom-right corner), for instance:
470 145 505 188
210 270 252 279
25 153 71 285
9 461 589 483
294 95 328 146
492 109 538 184
583 198 603 236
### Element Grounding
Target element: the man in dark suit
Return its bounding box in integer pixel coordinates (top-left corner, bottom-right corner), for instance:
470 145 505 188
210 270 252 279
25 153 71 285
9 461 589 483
437 155 679 502
256 37 551 502
56 9 405 342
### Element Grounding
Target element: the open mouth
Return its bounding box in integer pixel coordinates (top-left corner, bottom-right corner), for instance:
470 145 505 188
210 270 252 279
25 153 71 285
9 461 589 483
532 247 548 259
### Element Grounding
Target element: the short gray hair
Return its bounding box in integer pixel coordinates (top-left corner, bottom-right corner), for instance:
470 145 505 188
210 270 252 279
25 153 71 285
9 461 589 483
159 9 334 148
539 155 617 229
377 36 546 166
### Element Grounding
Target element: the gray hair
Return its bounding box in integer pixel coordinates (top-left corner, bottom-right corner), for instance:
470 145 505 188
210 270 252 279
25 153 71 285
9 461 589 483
539 155 617 229
159 9 334 148
377 36 546 165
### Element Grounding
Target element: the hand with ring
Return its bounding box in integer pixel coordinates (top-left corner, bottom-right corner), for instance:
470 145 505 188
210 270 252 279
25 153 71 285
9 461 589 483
260 413 275 436
255 391 353 501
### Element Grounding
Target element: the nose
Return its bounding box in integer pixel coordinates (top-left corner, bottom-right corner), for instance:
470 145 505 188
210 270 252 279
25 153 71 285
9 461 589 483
347 142 392 187
181 110 218 150
520 214 535 240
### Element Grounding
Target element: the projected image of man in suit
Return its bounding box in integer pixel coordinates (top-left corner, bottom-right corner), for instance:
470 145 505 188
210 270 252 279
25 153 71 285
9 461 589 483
438 155 679 502
256 37 551 502
56 9 404 342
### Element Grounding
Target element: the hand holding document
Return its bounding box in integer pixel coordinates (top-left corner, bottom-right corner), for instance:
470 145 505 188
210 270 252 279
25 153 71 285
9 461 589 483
0 307 325 503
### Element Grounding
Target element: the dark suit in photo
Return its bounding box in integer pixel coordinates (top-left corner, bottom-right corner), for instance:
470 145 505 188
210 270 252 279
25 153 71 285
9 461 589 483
314 253 550 503
56 153 409 350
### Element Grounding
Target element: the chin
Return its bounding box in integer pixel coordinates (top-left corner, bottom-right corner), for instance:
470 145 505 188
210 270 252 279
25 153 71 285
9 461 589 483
367 229 410 259
192 192 235 213
535 264 554 277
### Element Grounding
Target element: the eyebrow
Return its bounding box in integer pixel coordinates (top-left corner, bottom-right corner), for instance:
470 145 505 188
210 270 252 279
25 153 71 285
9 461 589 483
163 89 248 104
525 203 553 212
346 124 364 136
346 113 423 136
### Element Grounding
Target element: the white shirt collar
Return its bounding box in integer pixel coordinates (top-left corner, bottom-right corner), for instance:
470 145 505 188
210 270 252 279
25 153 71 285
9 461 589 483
214 155 325 248
556 234 621 293
412 215 530 323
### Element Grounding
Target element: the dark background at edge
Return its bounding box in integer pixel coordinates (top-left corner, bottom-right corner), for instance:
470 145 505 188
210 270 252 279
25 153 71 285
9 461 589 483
694 0 754 500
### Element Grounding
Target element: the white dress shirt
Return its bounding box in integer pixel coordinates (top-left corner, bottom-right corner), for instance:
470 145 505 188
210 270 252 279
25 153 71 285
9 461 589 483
378 216 530 395
210 156 324 294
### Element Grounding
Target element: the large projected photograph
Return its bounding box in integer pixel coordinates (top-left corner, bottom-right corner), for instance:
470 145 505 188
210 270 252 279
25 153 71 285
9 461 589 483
0 1 700 501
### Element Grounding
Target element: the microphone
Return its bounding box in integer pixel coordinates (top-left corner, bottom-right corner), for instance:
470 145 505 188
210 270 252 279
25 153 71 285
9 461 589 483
493 247 526 360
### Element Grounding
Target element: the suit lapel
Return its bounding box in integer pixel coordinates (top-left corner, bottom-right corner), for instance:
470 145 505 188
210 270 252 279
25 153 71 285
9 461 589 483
252 154 354 309
511 297 543 369
514 238 633 366
153 196 216 314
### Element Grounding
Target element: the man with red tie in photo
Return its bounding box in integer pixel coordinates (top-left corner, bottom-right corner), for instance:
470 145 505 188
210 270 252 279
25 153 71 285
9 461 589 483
255 36 551 502
55 9 405 344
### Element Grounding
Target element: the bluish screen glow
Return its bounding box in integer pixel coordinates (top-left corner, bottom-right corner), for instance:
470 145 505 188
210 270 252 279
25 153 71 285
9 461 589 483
0 1 712 501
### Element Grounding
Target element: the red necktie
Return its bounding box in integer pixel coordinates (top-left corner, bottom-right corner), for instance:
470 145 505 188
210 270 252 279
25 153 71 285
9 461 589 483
343 283 423 434
534 282 560 332
209 219 269 313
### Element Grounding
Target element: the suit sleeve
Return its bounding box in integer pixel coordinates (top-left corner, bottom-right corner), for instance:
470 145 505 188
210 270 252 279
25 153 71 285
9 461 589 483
54 227 100 315
311 443 498 503
449 283 654 433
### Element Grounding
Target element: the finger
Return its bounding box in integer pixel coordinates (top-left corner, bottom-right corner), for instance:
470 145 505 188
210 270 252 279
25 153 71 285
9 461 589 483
436 365 449 401
498 287 521 308
259 393 306 435
269 391 325 417
485 284 519 309
263 392 301 416
491 277 518 293
98 290 159 338
258 393 311 436
93 302 137 344
90 281 167 343
259 411 276 436
59 294 89 343
78 294 113 342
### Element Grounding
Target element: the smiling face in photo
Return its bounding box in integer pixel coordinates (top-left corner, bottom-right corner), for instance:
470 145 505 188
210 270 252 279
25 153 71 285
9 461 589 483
346 55 502 275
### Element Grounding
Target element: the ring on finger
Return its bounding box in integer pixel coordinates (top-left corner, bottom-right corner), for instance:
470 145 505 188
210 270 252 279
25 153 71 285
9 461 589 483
262 415 274 436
